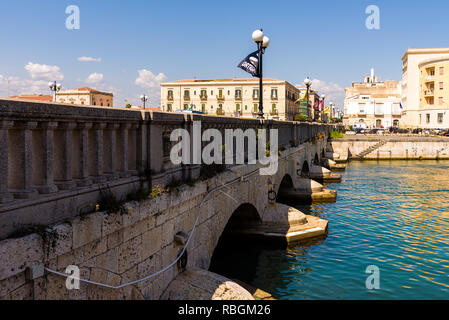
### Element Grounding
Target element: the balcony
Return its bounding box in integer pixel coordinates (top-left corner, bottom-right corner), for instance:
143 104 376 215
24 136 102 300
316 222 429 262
216 95 225 102
216 108 225 116
235 95 242 101
167 95 174 101
200 94 208 101
375 110 384 116
183 96 190 101
252 95 259 100
425 75 435 82
270 109 279 116
271 95 278 100
425 90 434 96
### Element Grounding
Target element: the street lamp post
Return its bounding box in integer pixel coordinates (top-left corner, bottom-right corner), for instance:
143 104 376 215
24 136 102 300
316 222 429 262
48 81 62 102
140 95 149 108
252 29 270 119
304 77 311 118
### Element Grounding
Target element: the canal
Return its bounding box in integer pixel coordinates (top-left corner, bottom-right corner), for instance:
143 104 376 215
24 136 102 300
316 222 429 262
210 160 449 299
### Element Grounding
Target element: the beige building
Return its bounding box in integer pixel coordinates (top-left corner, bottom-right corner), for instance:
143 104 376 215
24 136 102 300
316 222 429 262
160 78 301 120
56 87 113 107
344 69 402 129
402 48 449 128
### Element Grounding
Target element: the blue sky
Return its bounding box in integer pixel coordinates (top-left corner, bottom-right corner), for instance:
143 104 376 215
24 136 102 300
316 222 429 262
0 0 448 109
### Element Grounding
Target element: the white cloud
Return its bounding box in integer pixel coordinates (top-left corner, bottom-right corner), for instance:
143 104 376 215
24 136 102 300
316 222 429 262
135 69 167 106
0 74 49 97
86 72 104 84
78 56 102 63
298 79 345 110
24 62 64 81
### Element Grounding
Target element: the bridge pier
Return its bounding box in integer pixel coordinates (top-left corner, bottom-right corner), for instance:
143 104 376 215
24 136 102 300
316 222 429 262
308 165 342 183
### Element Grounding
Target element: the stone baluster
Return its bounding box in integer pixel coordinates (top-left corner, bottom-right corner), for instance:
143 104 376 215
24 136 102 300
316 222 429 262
117 123 130 178
128 123 138 176
9 121 39 199
0 121 14 203
103 123 119 180
54 122 76 190
73 122 92 187
136 122 148 175
33 122 58 194
89 123 107 184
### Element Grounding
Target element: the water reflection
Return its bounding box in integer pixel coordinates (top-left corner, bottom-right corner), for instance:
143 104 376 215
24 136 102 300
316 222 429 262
212 161 449 300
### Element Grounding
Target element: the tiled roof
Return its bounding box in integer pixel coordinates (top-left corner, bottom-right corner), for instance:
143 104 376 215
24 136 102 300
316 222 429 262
9 94 53 102
76 87 100 92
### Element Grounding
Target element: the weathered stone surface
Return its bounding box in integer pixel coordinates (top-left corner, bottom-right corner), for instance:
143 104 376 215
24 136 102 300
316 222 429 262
0 234 43 281
160 268 254 300
72 213 103 249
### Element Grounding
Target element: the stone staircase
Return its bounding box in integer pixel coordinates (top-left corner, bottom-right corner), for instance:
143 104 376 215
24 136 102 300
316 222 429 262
355 140 387 159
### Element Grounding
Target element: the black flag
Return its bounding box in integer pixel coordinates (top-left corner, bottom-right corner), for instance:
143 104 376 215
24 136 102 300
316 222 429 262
237 50 260 78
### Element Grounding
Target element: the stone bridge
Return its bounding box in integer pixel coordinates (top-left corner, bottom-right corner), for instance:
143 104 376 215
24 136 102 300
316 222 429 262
0 99 343 300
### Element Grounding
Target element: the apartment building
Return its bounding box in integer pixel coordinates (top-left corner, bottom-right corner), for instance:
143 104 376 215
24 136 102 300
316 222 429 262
343 69 402 129
402 48 449 128
295 86 320 118
56 87 114 107
160 78 301 120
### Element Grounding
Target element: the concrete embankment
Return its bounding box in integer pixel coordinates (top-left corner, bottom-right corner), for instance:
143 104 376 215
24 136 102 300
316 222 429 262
330 135 449 160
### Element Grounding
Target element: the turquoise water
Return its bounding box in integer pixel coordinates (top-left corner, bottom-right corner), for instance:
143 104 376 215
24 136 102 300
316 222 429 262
213 161 449 300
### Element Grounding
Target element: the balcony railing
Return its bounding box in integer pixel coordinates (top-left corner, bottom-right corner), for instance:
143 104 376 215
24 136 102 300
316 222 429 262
200 94 208 101
235 95 242 100
425 90 434 96
426 75 435 82
167 95 174 101
216 108 225 115
216 95 225 101
271 96 278 100
183 96 190 101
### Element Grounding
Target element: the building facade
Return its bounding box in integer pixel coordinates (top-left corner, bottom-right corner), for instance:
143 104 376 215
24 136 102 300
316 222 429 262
160 78 301 120
402 48 449 128
56 87 113 107
344 69 402 129
296 86 320 118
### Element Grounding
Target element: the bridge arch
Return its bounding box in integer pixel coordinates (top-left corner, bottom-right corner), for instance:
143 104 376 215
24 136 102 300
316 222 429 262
301 160 310 177
313 153 320 165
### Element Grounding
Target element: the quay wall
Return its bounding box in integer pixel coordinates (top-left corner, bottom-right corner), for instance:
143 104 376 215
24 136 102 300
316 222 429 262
331 136 449 160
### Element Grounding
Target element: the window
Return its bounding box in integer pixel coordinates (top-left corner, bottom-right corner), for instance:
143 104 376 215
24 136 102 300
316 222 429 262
439 97 444 106
438 113 444 124
271 89 278 98
236 104 240 111
271 104 277 113
218 89 223 97
430 69 435 76
183 104 188 110
184 90 190 98
426 114 430 124
419 114 422 124
227 90 230 95
440 67 444 75
168 90 173 98
211 90 214 95
429 97 434 105
254 104 258 112
245 105 248 110
93 101 96 106
253 89 259 98
201 104 205 112
193 91 196 96
167 104 172 111
235 89 242 98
